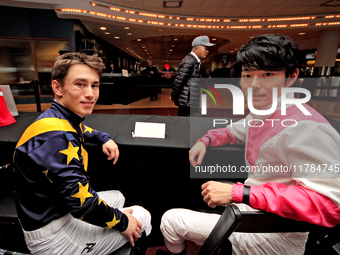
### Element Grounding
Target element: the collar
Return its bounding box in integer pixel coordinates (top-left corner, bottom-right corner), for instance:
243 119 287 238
190 52 201 63
249 92 295 120
51 100 85 126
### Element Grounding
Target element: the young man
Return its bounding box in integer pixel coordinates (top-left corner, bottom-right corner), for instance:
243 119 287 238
160 34 340 255
14 53 151 254
171 35 215 117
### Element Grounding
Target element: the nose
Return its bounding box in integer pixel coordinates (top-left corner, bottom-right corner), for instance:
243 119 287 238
250 77 261 90
84 86 94 98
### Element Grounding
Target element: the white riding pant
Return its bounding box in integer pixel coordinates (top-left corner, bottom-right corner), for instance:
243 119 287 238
160 204 308 255
22 190 152 255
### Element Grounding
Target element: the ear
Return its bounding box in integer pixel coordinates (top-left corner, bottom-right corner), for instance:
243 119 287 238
52 80 63 98
285 68 299 88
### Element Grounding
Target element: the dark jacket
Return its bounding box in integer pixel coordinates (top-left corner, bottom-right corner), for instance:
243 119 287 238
14 101 128 231
172 53 200 108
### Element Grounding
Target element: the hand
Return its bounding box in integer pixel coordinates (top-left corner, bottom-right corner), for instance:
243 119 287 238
102 139 119 164
122 209 142 247
201 181 233 208
189 142 206 167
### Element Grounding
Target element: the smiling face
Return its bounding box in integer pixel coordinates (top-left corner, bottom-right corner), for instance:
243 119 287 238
52 64 100 116
240 68 299 109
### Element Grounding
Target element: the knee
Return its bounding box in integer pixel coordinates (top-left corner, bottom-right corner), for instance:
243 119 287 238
114 191 125 207
130 206 152 234
160 209 183 236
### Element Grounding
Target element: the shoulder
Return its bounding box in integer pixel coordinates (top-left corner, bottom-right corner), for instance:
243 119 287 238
16 114 77 150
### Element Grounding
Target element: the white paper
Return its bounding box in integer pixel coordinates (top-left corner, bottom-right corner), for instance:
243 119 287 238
133 122 166 139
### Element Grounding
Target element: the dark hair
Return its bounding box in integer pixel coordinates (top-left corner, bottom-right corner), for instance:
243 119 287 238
51 52 103 84
232 34 301 77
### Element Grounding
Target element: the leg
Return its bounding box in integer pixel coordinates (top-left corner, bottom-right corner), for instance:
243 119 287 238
160 206 307 255
160 209 220 254
97 190 125 209
24 191 151 255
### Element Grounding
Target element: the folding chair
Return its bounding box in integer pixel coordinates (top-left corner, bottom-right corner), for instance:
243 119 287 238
198 204 340 255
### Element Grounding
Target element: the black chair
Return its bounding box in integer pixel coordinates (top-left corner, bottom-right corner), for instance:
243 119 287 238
198 204 340 255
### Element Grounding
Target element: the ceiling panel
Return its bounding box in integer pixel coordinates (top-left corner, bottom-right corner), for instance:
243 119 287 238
121 0 145 9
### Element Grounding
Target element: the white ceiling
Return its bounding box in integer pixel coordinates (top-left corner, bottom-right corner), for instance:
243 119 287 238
2 0 340 62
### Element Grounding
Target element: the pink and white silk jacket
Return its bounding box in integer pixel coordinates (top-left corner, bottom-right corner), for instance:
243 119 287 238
198 92 340 227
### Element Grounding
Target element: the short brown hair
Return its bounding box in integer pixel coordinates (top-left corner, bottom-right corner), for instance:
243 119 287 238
51 53 104 84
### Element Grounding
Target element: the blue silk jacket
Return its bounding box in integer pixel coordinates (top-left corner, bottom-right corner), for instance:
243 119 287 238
14 101 128 231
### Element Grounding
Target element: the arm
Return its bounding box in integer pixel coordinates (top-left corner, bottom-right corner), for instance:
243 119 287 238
189 118 248 167
233 122 340 227
82 124 119 164
171 58 193 101
31 134 128 231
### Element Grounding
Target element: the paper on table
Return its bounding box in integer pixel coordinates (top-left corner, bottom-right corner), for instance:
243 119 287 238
132 121 166 139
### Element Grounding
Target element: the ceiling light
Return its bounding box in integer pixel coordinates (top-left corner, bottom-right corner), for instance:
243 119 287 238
124 27 130 29
169 49 173 51
137 39 142 41
163 1 183 8
172 45 175 47
105 32 110 35
174 38 178 41
299 32 306 35
212 38 217 41
114 36 120 39
100 27 107 30
127 33 132 35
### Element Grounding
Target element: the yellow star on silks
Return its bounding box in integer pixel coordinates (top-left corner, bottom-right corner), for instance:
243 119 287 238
71 182 93 206
83 125 94 134
98 197 107 206
106 214 121 229
59 141 79 165
81 145 88 172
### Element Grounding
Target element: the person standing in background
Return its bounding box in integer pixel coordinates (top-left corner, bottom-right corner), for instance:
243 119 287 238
171 35 215 117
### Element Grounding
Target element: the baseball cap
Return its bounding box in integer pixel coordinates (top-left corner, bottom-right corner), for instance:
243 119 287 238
192 36 215 47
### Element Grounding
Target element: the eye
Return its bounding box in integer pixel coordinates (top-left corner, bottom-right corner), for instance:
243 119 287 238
92 84 99 88
77 83 84 87
264 72 273 77
241 74 251 78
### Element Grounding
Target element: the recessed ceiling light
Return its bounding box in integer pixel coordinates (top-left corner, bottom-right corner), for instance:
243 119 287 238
174 38 178 41
127 33 132 35
169 49 173 51
100 27 107 30
299 33 306 35
124 27 130 29
105 32 110 35
114 36 120 39
212 38 217 41
172 45 175 47
142 46 145 48
137 39 142 41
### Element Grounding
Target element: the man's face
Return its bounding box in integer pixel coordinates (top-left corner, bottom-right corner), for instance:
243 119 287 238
53 64 100 116
240 68 297 109
195 45 209 59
